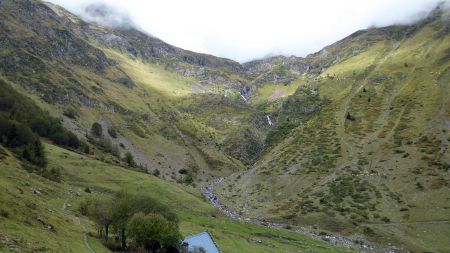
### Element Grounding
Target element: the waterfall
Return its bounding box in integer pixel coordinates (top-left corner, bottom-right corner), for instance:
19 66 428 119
266 115 273 126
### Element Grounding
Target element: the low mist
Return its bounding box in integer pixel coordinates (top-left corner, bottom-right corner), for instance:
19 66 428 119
48 0 447 62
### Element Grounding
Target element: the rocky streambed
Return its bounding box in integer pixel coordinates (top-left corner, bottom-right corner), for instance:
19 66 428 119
202 178 402 253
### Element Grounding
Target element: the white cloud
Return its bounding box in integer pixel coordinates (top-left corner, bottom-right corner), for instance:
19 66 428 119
47 0 446 62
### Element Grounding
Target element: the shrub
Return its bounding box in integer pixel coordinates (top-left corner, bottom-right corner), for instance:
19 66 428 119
346 112 355 121
415 182 424 190
124 152 136 167
52 131 79 148
42 166 62 182
363 227 375 236
63 107 79 119
82 143 91 154
94 138 120 158
91 122 103 137
381 216 390 223
184 175 194 185
0 207 9 218
108 127 118 138
79 199 90 216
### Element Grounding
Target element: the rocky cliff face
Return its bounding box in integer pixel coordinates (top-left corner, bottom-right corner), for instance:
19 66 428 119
38 0 431 101
241 10 449 87
0 1 111 70
244 56 308 77
45 0 410 95
0 0 123 106
45 2 247 89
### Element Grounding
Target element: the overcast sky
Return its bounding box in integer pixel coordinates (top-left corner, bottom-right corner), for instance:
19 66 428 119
48 0 446 62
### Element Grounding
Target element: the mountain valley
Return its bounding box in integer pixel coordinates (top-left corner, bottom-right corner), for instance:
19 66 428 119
0 0 449 252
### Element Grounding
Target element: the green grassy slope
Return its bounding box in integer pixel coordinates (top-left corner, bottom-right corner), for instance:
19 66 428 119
0 143 352 253
0 0 251 186
217 11 450 252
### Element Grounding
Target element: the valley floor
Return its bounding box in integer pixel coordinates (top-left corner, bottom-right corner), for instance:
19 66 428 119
0 143 354 253
203 178 401 253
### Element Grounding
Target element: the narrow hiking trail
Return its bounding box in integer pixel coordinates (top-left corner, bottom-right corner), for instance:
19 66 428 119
77 217 96 253
202 178 401 253
62 186 96 253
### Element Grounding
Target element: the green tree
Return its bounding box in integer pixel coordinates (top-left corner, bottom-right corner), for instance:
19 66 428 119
130 194 178 223
0 116 47 167
81 193 178 250
87 196 113 242
124 152 136 167
127 212 181 253
91 122 103 137
0 78 80 151
346 112 355 121
111 192 133 249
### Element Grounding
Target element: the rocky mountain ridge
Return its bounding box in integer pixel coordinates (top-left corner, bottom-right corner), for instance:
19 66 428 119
43 1 449 97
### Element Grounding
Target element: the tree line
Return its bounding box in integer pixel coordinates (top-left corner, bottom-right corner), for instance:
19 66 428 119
0 78 83 168
80 191 182 253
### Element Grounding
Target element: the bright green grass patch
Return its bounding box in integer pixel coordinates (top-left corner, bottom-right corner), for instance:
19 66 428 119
322 42 387 77
251 81 301 105
105 49 201 98
46 144 213 215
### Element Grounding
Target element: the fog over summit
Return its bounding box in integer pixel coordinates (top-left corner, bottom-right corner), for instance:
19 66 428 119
49 0 447 62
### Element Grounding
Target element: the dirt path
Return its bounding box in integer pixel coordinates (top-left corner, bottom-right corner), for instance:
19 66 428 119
202 178 401 253
77 217 96 253
62 186 96 253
